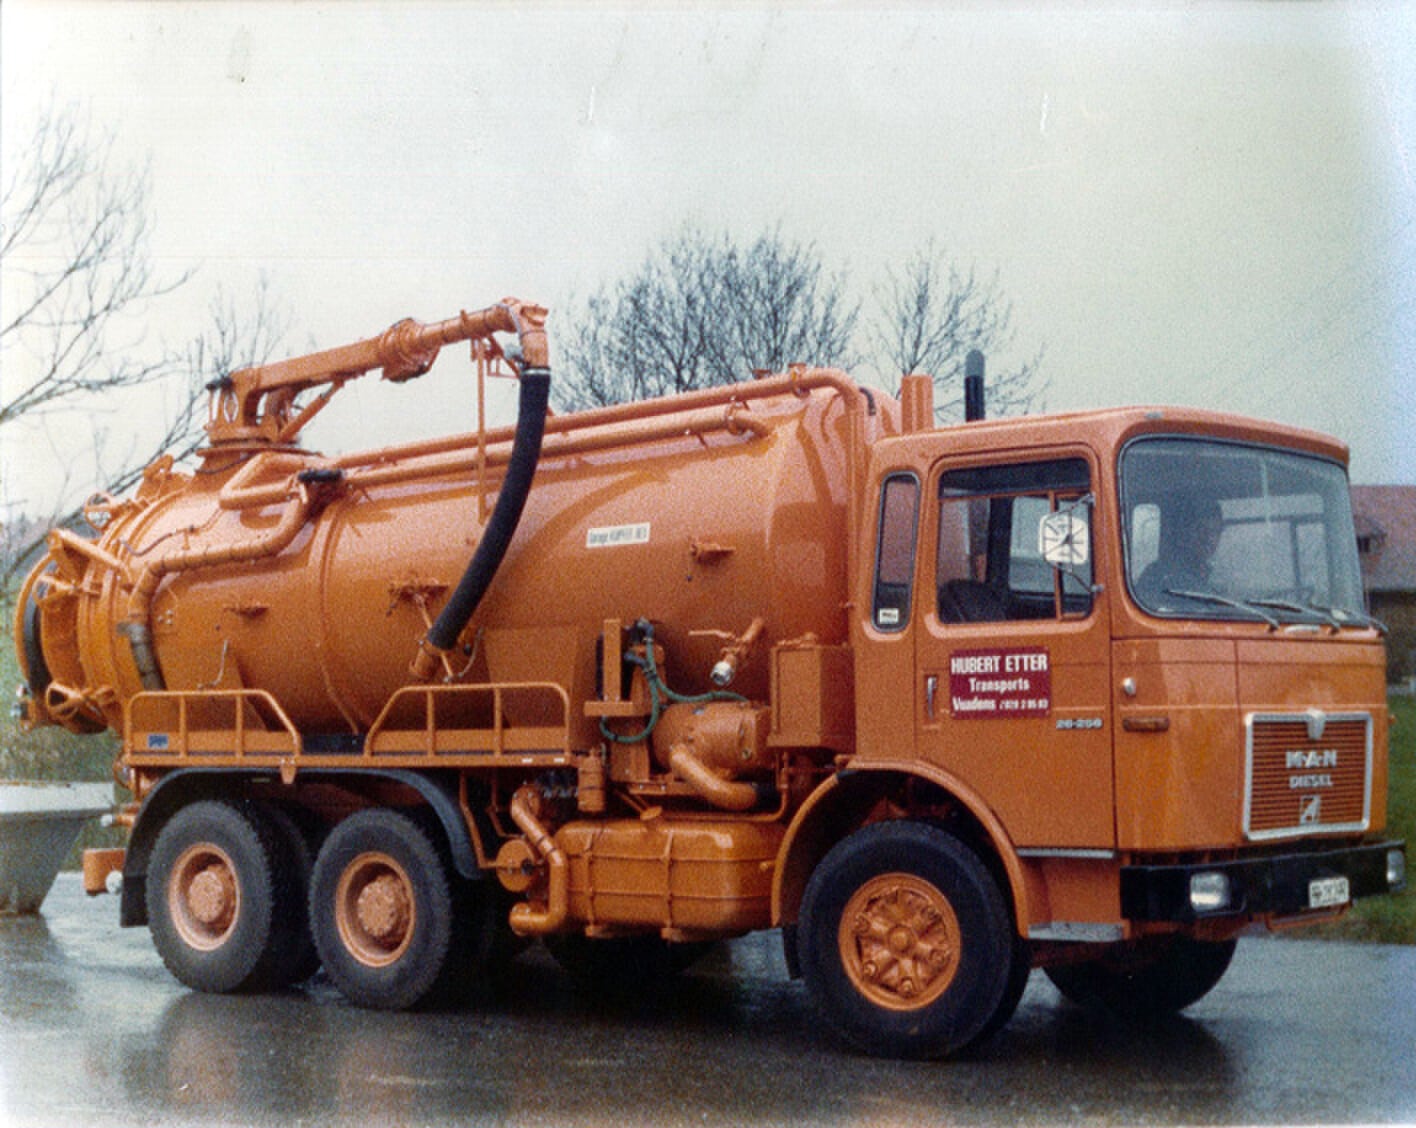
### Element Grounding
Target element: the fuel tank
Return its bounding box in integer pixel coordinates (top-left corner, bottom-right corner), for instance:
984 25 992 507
18 373 887 744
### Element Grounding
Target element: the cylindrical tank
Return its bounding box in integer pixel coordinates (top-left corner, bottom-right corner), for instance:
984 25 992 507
17 377 888 746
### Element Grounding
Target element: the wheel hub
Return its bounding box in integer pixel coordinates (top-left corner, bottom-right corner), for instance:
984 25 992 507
187 865 236 929
841 873 961 1011
336 852 417 967
355 873 412 947
169 844 241 951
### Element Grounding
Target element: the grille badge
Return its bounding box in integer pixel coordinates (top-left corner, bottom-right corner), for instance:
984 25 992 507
1305 708 1327 742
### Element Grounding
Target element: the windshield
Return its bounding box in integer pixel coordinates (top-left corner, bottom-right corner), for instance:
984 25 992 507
1121 437 1367 627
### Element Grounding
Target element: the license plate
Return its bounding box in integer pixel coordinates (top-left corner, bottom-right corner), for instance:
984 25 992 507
1308 876 1350 909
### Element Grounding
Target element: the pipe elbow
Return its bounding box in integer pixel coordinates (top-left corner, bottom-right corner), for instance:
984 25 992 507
507 788 569 936
668 743 761 812
500 299 550 370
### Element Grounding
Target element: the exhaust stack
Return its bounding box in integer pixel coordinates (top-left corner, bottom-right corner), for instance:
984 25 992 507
965 348 986 422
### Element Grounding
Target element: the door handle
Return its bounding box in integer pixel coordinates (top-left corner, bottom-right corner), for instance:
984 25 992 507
925 674 938 721
1122 715 1171 733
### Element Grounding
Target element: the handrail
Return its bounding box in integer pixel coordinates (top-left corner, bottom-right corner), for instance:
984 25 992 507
123 689 303 761
124 682 575 766
364 681 573 759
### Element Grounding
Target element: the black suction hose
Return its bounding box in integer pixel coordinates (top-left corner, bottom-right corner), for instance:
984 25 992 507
423 366 551 656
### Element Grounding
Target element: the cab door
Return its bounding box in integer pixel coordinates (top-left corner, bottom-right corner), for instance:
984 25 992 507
913 454 1115 849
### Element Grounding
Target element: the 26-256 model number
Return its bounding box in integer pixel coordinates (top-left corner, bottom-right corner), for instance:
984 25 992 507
1056 717 1104 731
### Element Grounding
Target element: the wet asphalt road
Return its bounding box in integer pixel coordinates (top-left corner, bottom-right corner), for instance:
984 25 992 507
2 876 1414 1127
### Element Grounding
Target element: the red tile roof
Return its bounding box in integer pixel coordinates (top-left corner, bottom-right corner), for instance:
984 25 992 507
1351 485 1416 593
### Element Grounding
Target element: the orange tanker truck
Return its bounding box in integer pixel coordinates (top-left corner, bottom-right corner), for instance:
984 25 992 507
12 298 1406 1058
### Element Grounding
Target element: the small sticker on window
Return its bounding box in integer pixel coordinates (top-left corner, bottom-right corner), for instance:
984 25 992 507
877 607 901 626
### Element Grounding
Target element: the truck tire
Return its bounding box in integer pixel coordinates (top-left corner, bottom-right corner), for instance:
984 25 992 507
309 808 459 1011
962 932 1032 1054
798 820 1012 1059
146 799 292 994
1044 935 1237 1018
253 801 322 986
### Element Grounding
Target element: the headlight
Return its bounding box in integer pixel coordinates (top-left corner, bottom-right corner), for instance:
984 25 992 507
1189 871 1232 913
1389 848 1407 892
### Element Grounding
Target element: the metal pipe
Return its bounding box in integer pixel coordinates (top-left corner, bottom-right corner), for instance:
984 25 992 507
667 743 761 812
121 486 324 690
207 299 548 446
506 787 569 936
331 366 861 477
965 349 986 423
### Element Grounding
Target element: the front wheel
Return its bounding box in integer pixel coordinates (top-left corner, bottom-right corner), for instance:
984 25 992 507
1044 934 1238 1018
798 821 1013 1059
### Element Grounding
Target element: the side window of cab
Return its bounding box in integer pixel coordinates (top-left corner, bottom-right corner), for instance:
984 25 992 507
871 473 920 632
935 458 1094 623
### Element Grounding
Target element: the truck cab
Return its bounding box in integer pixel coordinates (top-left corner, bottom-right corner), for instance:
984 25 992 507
847 404 1399 945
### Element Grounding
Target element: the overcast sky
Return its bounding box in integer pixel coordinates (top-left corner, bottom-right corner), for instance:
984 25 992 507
3 0 1414 515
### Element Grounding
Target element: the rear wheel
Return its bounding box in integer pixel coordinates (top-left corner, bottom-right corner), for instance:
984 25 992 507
798 821 1013 1059
254 802 322 986
310 809 461 1011
1044 934 1238 1018
146 800 290 993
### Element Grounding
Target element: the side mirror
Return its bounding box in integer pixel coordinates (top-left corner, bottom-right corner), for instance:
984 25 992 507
1039 507 1089 568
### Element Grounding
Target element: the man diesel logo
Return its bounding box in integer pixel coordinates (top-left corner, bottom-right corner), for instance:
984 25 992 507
1287 748 1338 791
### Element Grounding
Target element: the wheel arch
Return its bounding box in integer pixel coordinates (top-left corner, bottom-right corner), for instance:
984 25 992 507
122 767 485 927
772 763 1030 938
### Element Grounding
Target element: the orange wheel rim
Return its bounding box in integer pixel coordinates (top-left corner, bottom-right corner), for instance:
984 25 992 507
169 843 241 951
838 872 961 1011
335 852 416 968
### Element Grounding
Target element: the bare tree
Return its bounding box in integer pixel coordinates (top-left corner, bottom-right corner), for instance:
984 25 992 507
703 228 859 385
559 227 1044 420
1 104 187 427
558 231 717 409
1 104 291 584
87 275 292 501
557 225 858 410
869 241 1047 421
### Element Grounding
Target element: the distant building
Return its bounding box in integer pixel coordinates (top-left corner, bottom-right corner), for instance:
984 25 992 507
1351 485 1416 687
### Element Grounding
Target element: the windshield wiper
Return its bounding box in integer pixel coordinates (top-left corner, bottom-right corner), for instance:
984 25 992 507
1164 589 1280 629
1322 604 1388 635
1248 598 1389 636
1249 598 1342 631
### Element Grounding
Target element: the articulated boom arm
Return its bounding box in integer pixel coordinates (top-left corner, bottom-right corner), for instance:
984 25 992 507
205 298 549 446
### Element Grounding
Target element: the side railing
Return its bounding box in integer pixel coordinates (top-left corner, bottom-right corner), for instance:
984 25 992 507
364 682 573 764
124 690 303 763
122 682 574 774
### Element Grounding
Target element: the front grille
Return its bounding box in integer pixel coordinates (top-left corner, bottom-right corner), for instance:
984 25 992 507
1244 712 1371 841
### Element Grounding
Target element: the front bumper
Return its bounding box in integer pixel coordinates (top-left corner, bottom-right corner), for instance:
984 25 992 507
1120 840 1405 923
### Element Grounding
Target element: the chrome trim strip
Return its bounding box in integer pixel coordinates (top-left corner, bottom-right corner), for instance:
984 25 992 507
1027 922 1126 943
1016 848 1117 860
